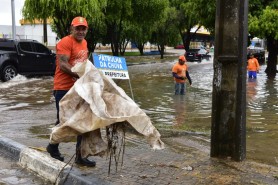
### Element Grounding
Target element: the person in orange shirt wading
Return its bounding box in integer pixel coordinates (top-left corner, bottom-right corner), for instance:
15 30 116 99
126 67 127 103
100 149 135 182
247 53 260 79
46 16 96 167
172 55 192 95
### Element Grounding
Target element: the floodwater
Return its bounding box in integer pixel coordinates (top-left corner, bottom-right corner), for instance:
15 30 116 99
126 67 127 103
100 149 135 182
0 58 277 168
119 59 278 166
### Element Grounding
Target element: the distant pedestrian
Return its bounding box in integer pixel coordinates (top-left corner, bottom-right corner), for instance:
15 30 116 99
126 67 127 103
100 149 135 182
172 55 192 95
46 16 96 167
247 53 260 79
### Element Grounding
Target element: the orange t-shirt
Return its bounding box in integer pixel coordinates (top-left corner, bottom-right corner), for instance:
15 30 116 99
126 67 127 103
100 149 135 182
53 35 88 90
172 62 188 83
247 58 259 71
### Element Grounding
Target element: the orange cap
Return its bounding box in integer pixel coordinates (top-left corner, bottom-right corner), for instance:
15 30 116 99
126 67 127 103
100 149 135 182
179 55 186 61
71 16 88 27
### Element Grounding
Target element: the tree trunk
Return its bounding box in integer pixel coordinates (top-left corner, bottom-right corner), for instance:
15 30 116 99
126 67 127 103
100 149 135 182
180 25 201 51
111 43 119 56
106 21 121 56
120 39 129 56
43 18 48 45
86 27 97 53
265 36 278 79
137 43 144 55
158 45 164 59
179 29 191 51
184 29 191 51
110 28 118 56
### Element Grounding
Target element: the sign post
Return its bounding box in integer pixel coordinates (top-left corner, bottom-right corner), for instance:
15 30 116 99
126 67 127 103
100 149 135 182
93 53 134 100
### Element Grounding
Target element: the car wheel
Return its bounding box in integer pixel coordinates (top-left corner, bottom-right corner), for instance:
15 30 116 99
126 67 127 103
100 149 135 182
1 65 18 82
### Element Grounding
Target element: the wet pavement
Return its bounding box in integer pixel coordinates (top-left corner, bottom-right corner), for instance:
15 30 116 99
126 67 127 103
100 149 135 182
1 127 278 185
0 50 278 184
0 151 50 184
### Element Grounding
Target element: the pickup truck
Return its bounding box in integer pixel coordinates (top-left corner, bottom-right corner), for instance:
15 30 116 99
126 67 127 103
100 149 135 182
0 39 56 82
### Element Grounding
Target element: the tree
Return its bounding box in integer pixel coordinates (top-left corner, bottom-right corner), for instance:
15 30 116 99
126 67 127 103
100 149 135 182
22 0 106 52
118 21 133 56
170 0 216 51
86 16 107 53
249 1 278 79
101 0 133 56
126 22 150 55
130 0 169 56
102 0 169 56
21 0 217 57
193 0 216 33
150 7 180 59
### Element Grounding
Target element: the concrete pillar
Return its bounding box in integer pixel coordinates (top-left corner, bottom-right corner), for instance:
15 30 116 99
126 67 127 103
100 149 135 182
210 0 248 161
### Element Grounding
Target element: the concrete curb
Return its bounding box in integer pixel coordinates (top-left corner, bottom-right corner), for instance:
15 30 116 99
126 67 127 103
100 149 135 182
0 135 110 185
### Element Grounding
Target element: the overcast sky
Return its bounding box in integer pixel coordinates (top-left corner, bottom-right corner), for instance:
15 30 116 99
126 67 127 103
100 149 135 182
0 0 25 26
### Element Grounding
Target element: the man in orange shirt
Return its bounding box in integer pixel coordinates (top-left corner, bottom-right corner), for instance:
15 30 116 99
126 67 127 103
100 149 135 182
172 55 192 95
46 16 96 167
247 53 260 79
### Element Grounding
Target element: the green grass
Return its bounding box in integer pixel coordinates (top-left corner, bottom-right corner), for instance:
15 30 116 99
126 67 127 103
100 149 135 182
93 51 141 56
122 52 141 56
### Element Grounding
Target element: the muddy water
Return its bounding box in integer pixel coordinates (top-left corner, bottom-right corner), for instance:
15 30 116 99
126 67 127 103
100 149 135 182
0 60 277 166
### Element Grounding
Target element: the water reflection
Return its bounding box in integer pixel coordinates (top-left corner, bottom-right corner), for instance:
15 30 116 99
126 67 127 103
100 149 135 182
246 76 278 164
172 95 187 126
247 78 257 102
124 61 213 132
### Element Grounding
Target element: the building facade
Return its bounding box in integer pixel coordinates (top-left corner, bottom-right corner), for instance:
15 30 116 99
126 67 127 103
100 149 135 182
0 19 57 46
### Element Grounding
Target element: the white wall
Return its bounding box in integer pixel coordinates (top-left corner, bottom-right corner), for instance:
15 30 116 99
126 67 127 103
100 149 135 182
0 24 57 46
0 25 24 39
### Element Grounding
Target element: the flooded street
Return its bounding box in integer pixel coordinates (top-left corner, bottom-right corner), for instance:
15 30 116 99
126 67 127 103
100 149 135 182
0 57 277 168
117 59 278 166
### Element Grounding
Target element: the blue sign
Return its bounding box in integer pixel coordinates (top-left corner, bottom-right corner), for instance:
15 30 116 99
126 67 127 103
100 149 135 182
93 53 129 79
93 54 127 70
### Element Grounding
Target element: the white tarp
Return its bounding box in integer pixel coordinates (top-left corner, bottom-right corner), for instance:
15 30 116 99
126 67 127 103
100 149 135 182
50 60 164 157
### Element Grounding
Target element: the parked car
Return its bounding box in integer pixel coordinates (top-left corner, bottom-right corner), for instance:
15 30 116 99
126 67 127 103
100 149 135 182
186 47 210 62
247 47 265 64
174 44 185 49
0 39 56 82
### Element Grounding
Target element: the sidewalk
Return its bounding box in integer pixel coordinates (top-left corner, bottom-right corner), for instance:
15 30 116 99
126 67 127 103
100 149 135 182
1 129 278 185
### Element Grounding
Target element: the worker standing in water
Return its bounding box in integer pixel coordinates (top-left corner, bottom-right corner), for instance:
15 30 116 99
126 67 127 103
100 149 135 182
172 55 192 95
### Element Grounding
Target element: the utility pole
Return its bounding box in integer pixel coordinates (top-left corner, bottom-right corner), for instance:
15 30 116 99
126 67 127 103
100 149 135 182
43 18 48 46
11 0 16 39
211 0 249 161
